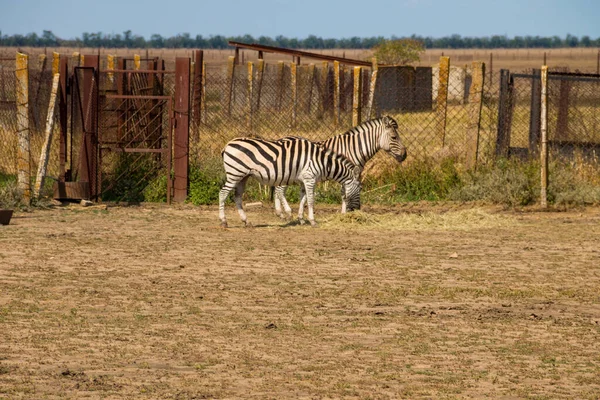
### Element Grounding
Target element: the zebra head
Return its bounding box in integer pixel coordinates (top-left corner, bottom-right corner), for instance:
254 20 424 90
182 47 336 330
342 165 362 212
379 116 407 163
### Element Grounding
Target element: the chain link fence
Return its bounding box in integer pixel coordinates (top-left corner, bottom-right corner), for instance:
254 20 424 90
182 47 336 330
0 57 18 178
1 50 599 205
1 54 61 199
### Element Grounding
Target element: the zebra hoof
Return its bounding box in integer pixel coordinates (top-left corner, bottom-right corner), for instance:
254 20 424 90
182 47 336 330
220 221 228 228
244 222 254 228
298 219 305 225
310 221 318 228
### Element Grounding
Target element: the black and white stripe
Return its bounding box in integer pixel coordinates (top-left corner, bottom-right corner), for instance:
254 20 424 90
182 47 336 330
219 136 362 227
274 116 407 217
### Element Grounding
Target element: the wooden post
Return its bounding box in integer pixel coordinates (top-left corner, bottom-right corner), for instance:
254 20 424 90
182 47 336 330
365 58 378 120
174 57 190 203
226 56 235 115
306 63 315 113
134 54 141 70
255 59 265 114
291 62 297 129
496 69 514 158
333 61 340 127
465 62 485 170
352 66 363 126
34 73 60 198
72 52 80 67
247 61 254 131
107 54 115 84
52 52 60 75
318 61 329 117
16 53 31 203
540 65 548 208
437 56 450 146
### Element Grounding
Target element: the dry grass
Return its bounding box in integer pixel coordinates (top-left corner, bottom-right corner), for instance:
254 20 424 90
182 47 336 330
323 208 516 230
1 204 600 398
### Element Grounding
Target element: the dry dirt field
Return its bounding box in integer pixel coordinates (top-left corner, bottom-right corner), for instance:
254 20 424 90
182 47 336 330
1 203 599 399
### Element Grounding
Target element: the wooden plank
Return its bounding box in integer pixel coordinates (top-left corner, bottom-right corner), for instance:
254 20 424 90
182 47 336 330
34 73 60 198
352 66 363 126
365 58 378 119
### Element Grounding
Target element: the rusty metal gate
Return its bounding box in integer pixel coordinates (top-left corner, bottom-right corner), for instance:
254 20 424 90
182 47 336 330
99 58 174 203
57 55 190 204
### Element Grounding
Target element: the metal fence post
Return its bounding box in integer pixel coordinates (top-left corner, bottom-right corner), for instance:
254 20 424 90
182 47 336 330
79 55 100 200
16 52 31 203
333 61 340 126
496 69 513 157
58 55 68 182
465 62 485 170
529 69 542 156
174 57 190 203
352 66 363 126
193 49 204 127
436 56 450 146
540 66 549 208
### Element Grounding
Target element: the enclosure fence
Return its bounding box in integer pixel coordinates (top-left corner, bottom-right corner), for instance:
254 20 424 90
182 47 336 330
1 50 599 205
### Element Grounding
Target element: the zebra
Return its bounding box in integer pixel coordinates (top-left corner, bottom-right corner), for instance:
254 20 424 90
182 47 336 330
219 136 362 228
274 115 407 218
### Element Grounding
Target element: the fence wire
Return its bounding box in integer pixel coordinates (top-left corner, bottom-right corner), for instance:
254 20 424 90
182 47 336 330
1 51 600 205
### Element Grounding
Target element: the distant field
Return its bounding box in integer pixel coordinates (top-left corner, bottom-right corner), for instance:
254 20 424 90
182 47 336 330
2 47 599 72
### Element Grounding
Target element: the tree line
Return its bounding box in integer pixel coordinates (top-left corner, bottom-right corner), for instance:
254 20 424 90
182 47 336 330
1 30 599 49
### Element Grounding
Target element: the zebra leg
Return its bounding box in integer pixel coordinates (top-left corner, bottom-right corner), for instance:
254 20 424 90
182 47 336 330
274 186 283 217
274 186 293 219
303 180 318 227
298 185 307 220
234 176 251 227
218 182 236 228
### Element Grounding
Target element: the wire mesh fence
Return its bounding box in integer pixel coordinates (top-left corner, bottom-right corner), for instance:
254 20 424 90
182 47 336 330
0 57 18 177
1 50 599 205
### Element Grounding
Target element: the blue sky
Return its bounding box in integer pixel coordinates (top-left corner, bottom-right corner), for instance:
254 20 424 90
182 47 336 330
1 0 598 40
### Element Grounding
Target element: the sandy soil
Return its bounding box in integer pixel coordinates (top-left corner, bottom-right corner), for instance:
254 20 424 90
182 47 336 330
1 203 599 399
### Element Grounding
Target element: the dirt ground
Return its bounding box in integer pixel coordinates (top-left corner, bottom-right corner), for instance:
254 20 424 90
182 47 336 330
1 202 599 399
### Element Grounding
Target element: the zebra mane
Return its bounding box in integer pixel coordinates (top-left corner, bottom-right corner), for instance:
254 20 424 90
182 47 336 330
318 117 386 146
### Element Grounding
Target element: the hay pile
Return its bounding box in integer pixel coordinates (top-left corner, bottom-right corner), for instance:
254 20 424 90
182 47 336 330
323 208 516 231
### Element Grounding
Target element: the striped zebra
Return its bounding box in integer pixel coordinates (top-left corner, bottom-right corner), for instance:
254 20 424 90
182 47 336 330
219 136 362 228
274 116 407 218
